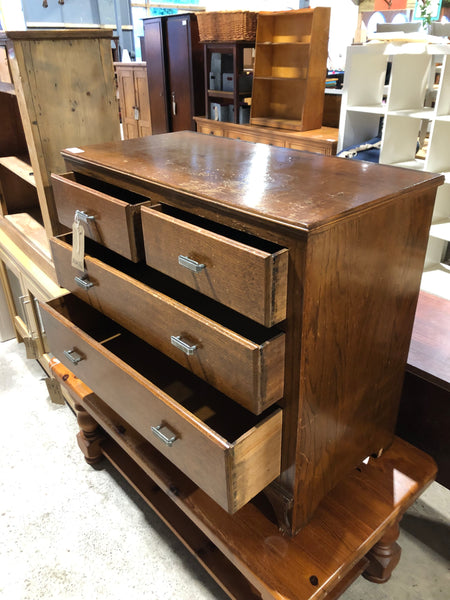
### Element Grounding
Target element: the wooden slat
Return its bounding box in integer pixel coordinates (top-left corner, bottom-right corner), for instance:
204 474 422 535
0 156 35 186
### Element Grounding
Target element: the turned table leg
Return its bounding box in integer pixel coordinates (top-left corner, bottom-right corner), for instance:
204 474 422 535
74 402 104 465
363 519 402 583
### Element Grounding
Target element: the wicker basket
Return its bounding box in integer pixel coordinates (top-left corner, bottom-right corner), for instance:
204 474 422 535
197 11 258 42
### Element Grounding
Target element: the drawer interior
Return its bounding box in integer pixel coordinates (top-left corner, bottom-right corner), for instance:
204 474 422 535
153 204 284 254
66 172 151 206
53 294 279 442
60 233 284 344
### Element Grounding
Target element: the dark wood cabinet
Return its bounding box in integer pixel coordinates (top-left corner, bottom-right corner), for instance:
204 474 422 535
142 14 204 133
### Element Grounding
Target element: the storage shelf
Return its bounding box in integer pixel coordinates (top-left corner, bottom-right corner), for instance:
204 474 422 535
435 115 450 122
0 156 36 187
387 159 426 171
346 105 385 115
256 41 310 47
421 264 450 300
429 220 450 242
387 108 435 119
254 75 306 82
207 90 249 99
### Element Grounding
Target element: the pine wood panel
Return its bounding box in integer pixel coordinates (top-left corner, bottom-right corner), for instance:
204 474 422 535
5 31 121 236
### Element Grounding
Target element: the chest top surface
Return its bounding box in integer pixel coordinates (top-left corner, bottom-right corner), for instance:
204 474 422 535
61 131 443 233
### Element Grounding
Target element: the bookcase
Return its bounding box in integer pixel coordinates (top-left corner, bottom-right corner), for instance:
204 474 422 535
0 30 120 365
203 41 254 124
338 42 450 300
250 7 330 132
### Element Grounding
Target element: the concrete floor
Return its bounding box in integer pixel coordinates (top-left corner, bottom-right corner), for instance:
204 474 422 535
0 338 449 600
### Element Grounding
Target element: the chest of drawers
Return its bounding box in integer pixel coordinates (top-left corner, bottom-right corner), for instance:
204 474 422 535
41 132 443 537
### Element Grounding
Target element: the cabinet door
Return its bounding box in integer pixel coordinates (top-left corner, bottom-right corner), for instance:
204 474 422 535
116 66 139 140
166 16 195 132
134 67 152 137
143 19 169 134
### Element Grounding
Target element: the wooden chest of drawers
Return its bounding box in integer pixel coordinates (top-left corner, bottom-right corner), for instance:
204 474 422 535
42 132 443 536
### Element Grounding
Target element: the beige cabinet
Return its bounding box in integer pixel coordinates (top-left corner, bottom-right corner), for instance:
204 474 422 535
115 63 152 139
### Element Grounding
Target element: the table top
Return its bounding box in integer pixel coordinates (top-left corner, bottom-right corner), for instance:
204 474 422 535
407 291 450 390
62 131 443 234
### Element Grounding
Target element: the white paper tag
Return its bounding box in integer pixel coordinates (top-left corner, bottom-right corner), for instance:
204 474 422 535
72 218 85 271
65 147 85 154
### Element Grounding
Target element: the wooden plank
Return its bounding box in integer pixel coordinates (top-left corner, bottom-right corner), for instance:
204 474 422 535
0 224 63 302
0 213 54 280
5 30 113 41
0 156 36 186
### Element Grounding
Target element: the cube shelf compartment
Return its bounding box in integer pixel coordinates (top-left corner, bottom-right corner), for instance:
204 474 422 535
338 43 450 300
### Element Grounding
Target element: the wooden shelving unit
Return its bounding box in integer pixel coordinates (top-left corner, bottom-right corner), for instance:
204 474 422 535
0 30 121 365
250 7 330 132
203 41 254 124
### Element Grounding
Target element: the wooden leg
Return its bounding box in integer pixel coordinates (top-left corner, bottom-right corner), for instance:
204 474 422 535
363 519 402 583
75 402 104 465
263 480 294 534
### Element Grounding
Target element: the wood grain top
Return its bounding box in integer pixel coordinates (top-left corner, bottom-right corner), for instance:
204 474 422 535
61 132 444 233
407 291 450 390
0 30 113 42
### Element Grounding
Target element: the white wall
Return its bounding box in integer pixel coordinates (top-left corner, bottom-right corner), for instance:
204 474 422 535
0 0 26 30
204 1 300 10
203 0 359 71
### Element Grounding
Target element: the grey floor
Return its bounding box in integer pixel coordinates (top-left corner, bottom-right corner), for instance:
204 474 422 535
0 338 449 600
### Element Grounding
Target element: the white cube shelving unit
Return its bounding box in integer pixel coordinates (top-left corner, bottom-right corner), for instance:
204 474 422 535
338 42 450 300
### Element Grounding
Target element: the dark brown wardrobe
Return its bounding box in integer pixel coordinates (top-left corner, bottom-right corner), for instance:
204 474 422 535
142 13 204 134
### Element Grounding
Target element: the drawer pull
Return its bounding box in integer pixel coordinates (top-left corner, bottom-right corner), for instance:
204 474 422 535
63 349 83 365
171 335 198 356
178 255 205 273
75 209 95 223
151 424 177 447
74 275 94 290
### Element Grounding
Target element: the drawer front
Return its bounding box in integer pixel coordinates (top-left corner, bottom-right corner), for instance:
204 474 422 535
50 236 285 413
196 123 225 137
40 296 282 513
52 172 151 262
141 206 288 327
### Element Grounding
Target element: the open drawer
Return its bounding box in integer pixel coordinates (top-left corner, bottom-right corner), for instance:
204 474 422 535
141 204 288 327
51 172 152 262
50 234 285 414
40 294 283 513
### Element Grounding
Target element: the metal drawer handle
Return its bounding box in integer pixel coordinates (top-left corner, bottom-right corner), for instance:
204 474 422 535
178 255 205 273
75 209 95 223
151 424 177 447
171 335 197 356
63 349 83 365
74 275 94 290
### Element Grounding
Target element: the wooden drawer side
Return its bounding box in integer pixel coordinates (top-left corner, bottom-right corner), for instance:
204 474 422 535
51 172 152 261
227 409 282 512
